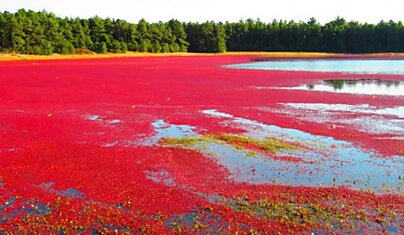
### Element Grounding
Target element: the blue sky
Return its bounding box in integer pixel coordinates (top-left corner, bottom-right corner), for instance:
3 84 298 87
1 0 403 24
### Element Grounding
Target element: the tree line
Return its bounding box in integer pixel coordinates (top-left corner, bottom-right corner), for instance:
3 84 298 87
0 9 403 55
0 9 188 54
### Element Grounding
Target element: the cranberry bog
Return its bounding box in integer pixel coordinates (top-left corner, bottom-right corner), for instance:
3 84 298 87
0 55 403 234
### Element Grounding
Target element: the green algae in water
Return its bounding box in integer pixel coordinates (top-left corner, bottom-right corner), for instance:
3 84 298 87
229 197 399 233
159 136 212 147
160 134 298 155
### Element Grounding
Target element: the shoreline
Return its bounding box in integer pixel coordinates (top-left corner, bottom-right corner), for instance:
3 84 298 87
0 53 403 233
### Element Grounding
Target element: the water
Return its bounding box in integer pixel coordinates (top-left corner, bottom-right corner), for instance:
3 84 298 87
84 114 100 121
284 79 404 96
0 197 52 221
144 169 175 186
56 188 84 199
227 59 404 74
150 112 403 193
143 120 196 145
39 182 85 199
276 103 404 139
202 110 403 193
165 210 230 233
282 103 404 118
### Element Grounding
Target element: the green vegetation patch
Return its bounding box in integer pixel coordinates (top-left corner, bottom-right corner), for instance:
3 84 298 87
229 197 396 231
159 136 212 147
212 134 298 154
159 133 299 155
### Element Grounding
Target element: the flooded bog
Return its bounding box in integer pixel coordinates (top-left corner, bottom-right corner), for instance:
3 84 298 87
154 110 404 194
227 59 404 74
256 79 404 96
1 55 403 234
299 79 404 96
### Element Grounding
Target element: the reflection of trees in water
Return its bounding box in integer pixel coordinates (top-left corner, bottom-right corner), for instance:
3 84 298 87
324 79 401 90
325 80 345 90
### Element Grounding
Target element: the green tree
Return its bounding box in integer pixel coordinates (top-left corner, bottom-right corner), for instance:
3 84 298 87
2 9 404 55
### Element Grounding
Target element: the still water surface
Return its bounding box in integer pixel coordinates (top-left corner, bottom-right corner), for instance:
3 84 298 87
276 79 404 96
227 59 404 74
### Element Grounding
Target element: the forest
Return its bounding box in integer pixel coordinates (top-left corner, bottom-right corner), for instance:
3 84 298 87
0 9 403 54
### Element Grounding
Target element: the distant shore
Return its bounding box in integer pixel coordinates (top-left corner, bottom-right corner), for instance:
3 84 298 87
1 52 404 61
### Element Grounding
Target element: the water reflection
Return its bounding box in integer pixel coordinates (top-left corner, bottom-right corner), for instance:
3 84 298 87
302 79 404 96
325 79 401 89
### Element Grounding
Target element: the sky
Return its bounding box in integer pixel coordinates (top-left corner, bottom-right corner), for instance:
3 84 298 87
1 0 403 24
